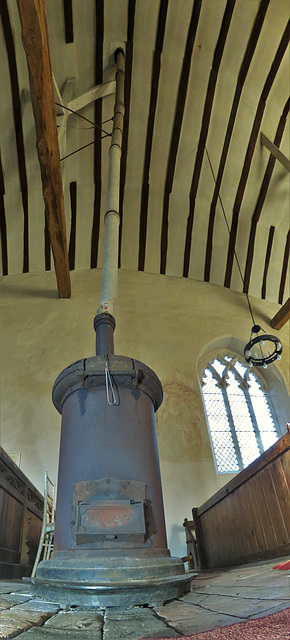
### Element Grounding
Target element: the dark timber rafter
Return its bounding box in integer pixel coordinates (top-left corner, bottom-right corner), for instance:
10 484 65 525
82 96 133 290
63 0 73 44
261 226 275 300
90 0 104 269
183 0 236 278
260 132 290 172
1 0 29 274
278 230 290 305
68 182 77 271
204 0 270 283
243 98 290 295
138 0 168 272
160 0 202 275
16 0 71 298
224 20 290 290
0 154 8 276
118 0 136 268
270 298 290 330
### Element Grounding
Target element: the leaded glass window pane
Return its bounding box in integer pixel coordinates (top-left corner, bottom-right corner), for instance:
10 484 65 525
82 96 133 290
202 369 239 472
226 371 260 467
201 356 279 474
211 432 239 472
248 373 278 450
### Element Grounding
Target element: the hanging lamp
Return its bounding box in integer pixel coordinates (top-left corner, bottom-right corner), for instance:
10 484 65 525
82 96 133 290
204 145 283 369
243 324 282 368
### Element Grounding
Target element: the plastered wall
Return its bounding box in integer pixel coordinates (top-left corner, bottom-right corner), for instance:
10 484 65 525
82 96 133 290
1 268 289 558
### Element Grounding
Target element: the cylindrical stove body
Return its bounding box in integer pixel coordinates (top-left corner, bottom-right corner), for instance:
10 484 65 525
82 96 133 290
32 352 192 606
54 356 167 552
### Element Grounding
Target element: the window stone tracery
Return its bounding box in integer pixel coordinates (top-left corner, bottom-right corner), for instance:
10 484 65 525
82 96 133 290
201 355 279 473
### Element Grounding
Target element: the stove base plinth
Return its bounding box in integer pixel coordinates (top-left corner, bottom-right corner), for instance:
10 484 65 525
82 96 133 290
25 554 195 607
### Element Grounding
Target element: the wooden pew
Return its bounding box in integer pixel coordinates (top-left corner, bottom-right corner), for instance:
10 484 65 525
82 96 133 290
184 432 290 569
0 447 44 578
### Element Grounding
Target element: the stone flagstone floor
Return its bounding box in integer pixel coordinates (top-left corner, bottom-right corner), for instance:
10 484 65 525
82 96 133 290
1 558 289 639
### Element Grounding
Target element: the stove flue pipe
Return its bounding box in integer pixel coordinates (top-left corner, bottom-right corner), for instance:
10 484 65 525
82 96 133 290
93 48 124 357
100 48 124 315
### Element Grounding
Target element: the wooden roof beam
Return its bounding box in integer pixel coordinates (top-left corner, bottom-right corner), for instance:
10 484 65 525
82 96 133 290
261 132 290 172
67 81 116 113
16 0 71 298
270 298 290 330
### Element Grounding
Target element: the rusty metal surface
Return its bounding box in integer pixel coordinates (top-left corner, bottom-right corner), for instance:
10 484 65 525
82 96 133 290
52 355 163 413
54 383 167 552
93 313 115 355
71 477 147 549
30 554 194 607
72 477 146 503
32 575 194 609
38 351 190 607
74 500 146 545
30 572 194 607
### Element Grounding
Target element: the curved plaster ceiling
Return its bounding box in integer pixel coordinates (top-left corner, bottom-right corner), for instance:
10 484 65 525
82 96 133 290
0 0 289 309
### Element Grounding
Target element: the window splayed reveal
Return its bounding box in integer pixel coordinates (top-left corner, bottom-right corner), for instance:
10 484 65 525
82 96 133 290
201 357 278 473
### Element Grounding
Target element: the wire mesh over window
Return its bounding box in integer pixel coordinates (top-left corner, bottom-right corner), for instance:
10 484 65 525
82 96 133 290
248 373 278 450
201 357 279 473
202 369 239 472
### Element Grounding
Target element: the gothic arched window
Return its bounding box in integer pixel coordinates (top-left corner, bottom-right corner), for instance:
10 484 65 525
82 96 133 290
201 356 279 473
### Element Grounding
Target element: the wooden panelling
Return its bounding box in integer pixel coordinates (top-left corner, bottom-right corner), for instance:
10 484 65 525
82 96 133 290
0 447 44 578
274 455 290 524
0 546 20 563
193 433 289 568
197 433 289 514
20 508 43 565
26 510 43 560
259 466 289 543
223 491 245 557
243 478 267 552
0 487 22 551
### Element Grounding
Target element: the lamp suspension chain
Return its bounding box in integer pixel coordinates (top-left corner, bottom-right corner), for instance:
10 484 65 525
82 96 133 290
204 144 283 368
